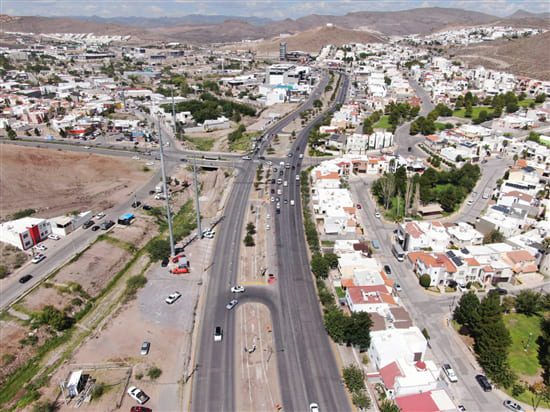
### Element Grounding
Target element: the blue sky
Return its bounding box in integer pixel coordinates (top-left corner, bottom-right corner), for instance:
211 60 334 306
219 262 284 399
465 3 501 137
1 0 549 19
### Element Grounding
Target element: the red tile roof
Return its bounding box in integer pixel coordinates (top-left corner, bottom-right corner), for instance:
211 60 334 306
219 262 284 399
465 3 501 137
380 361 402 390
405 222 423 239
506 250 536 263
395 392 440 412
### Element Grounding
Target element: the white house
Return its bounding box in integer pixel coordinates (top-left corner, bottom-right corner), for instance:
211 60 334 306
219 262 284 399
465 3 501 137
368 326 427 369
0 217 52 250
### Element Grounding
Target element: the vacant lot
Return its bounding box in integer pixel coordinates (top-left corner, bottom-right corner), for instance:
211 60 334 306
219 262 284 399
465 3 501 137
0 242 28 277
0 145 150 220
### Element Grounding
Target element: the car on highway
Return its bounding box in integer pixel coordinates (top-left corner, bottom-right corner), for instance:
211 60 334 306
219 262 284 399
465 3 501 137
271 197 275 202
290 200 295 206
383 265 392 276
295 175 300 181
242 155 252 160
140 341 150 356
266 214 271 219
287 153 293 157
214 326 223 342
284 199 288 204
127 386 149 405
503 400 525 412
299 153 304 159
83 220 95 229
231 285 245 293
283 181 288 187
19 274 33 284
442 363 458 382
266 224 271 230
226 299 238 310
48 234 60 241
32 254 46 264
475 374 492 392
165 292 182 304
309 403 319 412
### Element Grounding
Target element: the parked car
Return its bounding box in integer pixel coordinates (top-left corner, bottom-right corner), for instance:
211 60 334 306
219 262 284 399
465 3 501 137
32 254 46 264
383 265 392 276
132 201 142 208
475 374 492 392
140 341 150 356
19 274 33 284
130 406 152 412
48 234 60 241
127 387 150 405
165 292 182 304
457 405 466 411
214 326 223 342
375 211 381 218
503 400 524 412
83 220 95 229
142 204 152 211
231 285 245 293
161 257 169 267
371 239 380 249
100 220 115 230
95 212 105 220
356 204 362 209
226 299 238 310
91 225 100 231
394 283 402 292
442 363 458 382
35 244 47 251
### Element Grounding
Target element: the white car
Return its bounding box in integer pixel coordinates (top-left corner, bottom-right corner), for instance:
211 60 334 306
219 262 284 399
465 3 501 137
48 234 60 241
290 200 295 206
375 211 381 218
467 199 474 206
32 254 46 264
95 212 105 220
165 291 182 304
442 363 458 383
503 400 524 412
283 181 288 187
231 285 245 293
271 197 275 202
132 156 140 160
226 299 238 310
266 224 271 230
295 175 300 181
309 403 319 412
127 386 150 404
299 154 304 159
214 326 223 342
35 244 47 251
266 214 271 219
482 192 489 199
242 155 251 160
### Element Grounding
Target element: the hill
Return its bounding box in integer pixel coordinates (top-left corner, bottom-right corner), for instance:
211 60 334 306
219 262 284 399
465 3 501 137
251 25 386 55
452 31 550 80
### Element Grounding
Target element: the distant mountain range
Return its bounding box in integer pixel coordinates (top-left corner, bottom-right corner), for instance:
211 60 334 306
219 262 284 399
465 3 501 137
1 7 549 43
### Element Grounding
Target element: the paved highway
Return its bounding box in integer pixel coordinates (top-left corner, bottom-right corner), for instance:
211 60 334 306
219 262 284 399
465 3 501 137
191 71 348 412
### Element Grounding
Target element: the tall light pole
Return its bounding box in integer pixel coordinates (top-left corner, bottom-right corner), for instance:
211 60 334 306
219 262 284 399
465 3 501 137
193 155 202 239
158 121 175 256
171 86 177 138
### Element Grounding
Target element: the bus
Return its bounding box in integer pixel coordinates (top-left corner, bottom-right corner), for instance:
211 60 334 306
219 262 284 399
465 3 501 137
392 243 405 262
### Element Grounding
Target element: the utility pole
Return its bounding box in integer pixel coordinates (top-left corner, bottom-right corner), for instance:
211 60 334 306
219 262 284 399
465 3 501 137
192 155 202 239
158 121 175 256
171 86 177 138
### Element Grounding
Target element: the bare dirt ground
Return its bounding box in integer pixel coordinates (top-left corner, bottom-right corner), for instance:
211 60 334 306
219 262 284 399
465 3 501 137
108 215 159 250
0 145 151 220
235 303 281 412
0 318 36 385
0 242 29 276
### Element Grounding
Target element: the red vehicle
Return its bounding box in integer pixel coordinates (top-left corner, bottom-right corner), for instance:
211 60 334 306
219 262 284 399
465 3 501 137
130 407 152 412
356 204 362 209
171 267 189 275
171 254 186 263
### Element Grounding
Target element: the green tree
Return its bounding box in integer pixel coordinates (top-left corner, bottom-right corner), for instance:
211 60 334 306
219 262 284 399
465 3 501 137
539 317 550 385
244 233 255 247
35 305 74 331
535 93 547 104
32 401 57 412
311 253 329 278
324 306 350 342
342 364 365 393
347 312 373 350
483 229 505 244
419 274 431 288
379 400 401 412
0 265 8 279
352 390 371 410
453 292 481 333
246 222 256 235
146 238 171 261
515 290 542 316
323 252 339 269
313 99 323 109
147 366 162 380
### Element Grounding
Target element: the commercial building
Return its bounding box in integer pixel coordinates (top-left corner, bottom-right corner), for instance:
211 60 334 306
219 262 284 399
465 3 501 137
0 217 52 250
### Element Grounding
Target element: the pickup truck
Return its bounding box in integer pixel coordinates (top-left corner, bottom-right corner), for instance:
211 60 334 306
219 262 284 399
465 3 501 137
127 386 150 404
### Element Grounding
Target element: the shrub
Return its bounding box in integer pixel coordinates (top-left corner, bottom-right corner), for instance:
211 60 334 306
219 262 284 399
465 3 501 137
146 238 170 261
244 234 255 247
147 366 162 380
419 274 431 288
12 208 36 219
352 390 371 409
34 306 73 331
125 275 147 299
92 383 105 399
31 401 57 412
0 265 9 279
342 364 365 393
135 372 143 380
2 353 16 365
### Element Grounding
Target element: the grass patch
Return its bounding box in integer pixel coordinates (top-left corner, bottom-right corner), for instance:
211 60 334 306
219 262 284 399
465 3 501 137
321 240 335 247
185 136 215 151
100 235 137 253
335 287 345 299
453 106 494 118
518 99 535 108
172 199 197 242
229 131 257 152
373 115 392 130
504 313 542 376
383 195 406 222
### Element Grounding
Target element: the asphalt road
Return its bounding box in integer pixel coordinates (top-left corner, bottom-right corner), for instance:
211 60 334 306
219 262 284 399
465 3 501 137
191 71 351 412
350 176 508 412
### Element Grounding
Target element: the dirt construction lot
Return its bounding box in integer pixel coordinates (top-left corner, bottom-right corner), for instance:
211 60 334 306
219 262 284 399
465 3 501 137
0 145 151 220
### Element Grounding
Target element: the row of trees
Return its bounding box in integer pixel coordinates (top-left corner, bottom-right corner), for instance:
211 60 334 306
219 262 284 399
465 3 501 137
342 365 371 410
410 103 452 135
454 292 515 387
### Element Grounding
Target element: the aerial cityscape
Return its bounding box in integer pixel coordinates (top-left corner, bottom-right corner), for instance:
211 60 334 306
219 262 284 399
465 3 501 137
1 1 550 412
